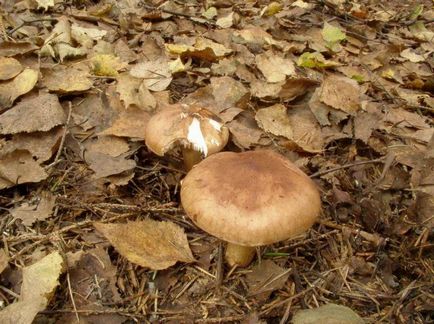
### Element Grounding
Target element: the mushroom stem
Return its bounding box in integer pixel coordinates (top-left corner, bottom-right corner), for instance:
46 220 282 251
225 243 256 267
181 147 203 171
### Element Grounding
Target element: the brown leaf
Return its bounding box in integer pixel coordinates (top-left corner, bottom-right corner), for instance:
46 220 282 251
228 112 263 149
246 260 290 300
0 57 23 80
116 73 156 110
279 78 318 101
98 106 150 139
0 68 38 108
72 94 114 132
130 58 172 92
10 191 56 226
85 151 136 179
320 74 361 114
0 42 38 57
255 104 293 139
60 247 126 323
94 219 195 270
0 252 64 324
282 105 324 153
42 65 93 94
0 150 48 189
210 76 249 111
0 127 63 162
255 51 295 83
84 136 130 157
0 93 66 134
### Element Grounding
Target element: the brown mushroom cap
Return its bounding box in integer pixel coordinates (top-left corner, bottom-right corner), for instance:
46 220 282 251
181 150 321 246
145 104 229 157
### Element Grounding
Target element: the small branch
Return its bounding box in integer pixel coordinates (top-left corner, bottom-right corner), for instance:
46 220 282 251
46 102 72 170
310 157 385 178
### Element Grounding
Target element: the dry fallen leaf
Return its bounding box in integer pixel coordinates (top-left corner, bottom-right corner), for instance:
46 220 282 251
0 127 63 162
116 73 156 110
129 58 173 92
246 260 290 300
293 303 364 324
84 136 130 157
0 93 66 134
0 68 38 108
0 150 48 189
255 104 293 139
320 74 361 114
91 54 127 76
10 191 56 226
0 57 23 80
228 112 263 149
0 251 64 324
255 51 295 83
42 65 93 94
166 37 232 61
85 151 136 179
94 219 195 270
0 42 38 57
98 106 150 139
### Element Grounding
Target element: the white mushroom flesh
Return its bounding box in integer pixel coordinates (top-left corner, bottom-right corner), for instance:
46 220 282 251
187 118 208 156
208 119 223 131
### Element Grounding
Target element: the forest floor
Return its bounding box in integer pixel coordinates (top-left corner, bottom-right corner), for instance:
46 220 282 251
0 0 433 323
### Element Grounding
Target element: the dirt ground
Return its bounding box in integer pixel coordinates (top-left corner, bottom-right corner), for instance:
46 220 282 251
0 0 433 323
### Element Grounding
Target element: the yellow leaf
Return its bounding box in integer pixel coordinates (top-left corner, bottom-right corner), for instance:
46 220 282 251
94 219 195 270
0 68 38 108
91 54 125 76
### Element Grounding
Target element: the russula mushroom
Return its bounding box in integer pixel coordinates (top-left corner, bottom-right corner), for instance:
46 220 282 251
180 150 321 267
145 104 229 170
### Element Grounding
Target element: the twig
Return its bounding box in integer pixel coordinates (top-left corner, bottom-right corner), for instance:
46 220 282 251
67 272 80 323
46 102 72 170
310 157 385 178
8 18 57 35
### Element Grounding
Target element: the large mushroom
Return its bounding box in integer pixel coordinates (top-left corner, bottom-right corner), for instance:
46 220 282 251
180 150 321 267
145 104 229 171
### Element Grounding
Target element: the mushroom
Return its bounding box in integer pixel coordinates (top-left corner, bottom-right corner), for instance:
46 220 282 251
180 150 321 267
145 104 229 170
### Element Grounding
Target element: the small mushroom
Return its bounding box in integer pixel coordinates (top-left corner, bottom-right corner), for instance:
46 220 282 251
180 150 321 267
145 104 229 170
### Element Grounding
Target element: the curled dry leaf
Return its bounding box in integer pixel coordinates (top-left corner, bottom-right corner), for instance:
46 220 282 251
0 57 23 80
10 191 56 226
84 136 130 158
94 219 195 270
320 74 361 114
42 65 93 94
0 150 48 189
0 68 38 109
130 58 172 92
0 93 66 134
85 151 136 179
0 252 64 324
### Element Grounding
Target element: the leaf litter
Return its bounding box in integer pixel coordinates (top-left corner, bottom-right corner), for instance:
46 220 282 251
0 0 433 322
